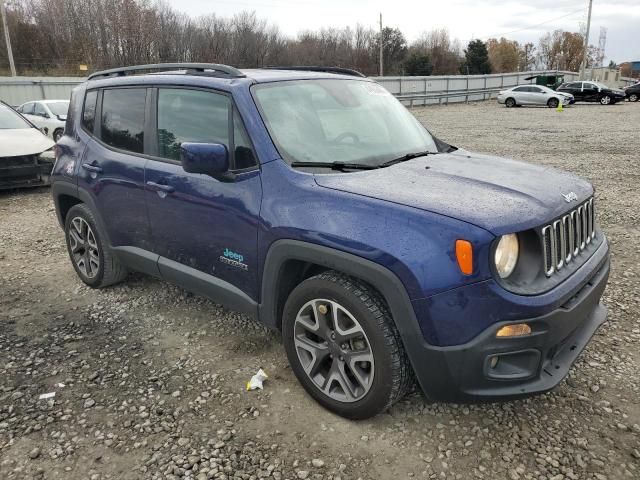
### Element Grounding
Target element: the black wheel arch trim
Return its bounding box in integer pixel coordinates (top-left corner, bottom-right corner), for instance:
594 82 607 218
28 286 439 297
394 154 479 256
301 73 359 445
258 239 442 395
52 182 113 247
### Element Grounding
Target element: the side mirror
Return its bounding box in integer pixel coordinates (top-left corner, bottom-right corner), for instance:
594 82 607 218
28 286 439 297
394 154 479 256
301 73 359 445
180 142 235 181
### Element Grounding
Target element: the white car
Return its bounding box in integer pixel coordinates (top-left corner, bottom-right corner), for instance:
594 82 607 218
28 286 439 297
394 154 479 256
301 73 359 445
496 85 574 108
0 101 55 189
16 99 69 141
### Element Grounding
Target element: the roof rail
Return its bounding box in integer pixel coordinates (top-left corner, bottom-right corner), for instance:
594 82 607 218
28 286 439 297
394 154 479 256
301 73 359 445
264 66 366 78
88 63 245 80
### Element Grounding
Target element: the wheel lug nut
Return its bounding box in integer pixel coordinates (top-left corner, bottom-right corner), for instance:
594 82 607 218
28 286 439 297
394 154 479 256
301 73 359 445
318 304 328 315
339 356 344 362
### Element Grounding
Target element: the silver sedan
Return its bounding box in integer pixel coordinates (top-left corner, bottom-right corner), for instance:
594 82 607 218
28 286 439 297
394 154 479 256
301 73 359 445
497 85 574 108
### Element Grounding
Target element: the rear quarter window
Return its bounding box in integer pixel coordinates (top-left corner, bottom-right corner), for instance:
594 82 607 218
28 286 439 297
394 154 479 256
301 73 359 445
81 90 97 133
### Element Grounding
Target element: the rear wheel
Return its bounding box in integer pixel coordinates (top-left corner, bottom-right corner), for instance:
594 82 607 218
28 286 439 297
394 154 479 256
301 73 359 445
629 93 639 102
505 97 516 108
599 95 612 105
282 271 412 419
64 204 127 288
547 98 559 108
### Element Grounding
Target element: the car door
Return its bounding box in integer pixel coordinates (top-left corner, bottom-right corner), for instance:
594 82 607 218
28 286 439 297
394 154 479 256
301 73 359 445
528 86 546 105
77 87 154 265
582 83 599 102
562 82 582 101
511 86 529 104
144 87 263 302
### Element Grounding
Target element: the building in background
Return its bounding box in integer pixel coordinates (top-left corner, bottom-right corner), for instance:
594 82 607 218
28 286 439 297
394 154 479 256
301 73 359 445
619 61 640 79
586 67 622 88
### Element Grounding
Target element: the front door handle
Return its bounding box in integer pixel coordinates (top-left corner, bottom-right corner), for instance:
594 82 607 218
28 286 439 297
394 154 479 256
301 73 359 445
82 163 103 173
146 181 175 194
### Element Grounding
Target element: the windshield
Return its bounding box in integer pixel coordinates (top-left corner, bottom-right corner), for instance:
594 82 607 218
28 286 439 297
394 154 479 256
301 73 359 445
253 79 437 166
0 104 31 129
47 101 69 116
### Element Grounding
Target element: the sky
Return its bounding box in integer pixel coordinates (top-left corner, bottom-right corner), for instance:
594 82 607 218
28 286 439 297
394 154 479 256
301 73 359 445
174 0 640 64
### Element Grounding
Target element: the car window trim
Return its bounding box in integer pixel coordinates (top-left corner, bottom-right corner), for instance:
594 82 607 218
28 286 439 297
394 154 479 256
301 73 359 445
146 85 260 173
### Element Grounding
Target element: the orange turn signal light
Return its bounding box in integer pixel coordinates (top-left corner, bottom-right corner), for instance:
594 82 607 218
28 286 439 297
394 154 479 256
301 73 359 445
496 323 532 338
455 240 473 275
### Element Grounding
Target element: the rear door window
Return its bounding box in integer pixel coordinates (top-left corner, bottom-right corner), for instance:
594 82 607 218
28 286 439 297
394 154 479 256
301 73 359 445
513 87 528 92
100 88 146 154
34 103 47 117
21 102 34 115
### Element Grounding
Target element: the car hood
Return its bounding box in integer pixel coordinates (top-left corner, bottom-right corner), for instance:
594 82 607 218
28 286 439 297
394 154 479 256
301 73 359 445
313 150 594 235
0 128 55 157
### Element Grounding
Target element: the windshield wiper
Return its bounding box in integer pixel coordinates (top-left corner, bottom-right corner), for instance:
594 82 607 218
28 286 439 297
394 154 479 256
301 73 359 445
378 151 436 168
291 161 378 171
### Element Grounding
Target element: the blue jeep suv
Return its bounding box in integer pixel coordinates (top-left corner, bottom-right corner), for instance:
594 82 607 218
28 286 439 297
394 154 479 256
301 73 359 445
51 63 610 419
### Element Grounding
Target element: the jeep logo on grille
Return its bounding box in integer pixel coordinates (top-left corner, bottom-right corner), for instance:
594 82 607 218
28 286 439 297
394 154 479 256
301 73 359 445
561 191 578 203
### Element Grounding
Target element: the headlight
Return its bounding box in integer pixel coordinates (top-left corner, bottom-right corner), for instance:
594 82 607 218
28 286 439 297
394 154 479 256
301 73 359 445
494 234 519 278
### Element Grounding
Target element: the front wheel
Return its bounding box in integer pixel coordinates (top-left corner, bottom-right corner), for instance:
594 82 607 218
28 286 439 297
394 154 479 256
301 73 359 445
599 95 612 105
629 93 638 102
505 97 516 108
282 272 412 419
547 98 559 108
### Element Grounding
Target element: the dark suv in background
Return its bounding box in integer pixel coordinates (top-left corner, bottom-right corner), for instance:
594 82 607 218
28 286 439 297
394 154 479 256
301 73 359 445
624 82 639 102
51 64 609 419
557 81 626 105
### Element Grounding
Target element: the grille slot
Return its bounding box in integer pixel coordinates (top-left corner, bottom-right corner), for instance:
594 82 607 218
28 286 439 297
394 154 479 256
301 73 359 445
541 198 595 277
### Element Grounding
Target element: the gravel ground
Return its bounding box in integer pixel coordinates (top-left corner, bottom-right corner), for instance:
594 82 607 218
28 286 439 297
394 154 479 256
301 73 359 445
1 100 639 480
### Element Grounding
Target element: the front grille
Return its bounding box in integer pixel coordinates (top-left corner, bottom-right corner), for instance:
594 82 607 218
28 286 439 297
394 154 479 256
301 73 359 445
541 198 595 277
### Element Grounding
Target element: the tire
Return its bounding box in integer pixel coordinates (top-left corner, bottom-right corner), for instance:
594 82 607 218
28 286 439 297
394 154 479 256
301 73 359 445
505 97 516 108
282 271 412 419
547 97 559 108
599 95 612 105
53 128 64 142
629 93 638 102
64 204 127 288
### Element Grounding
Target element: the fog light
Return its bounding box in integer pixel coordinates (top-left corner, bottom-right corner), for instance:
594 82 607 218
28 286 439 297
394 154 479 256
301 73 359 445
496 323 532 338
489 356 499 368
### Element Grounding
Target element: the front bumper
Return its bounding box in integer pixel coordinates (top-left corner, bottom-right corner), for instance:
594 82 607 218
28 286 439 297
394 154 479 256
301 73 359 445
0 154 54 190
408 245 610 402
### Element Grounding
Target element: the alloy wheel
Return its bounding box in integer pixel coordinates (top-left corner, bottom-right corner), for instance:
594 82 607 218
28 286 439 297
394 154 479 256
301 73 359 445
600 95 611 105
293 299 375 403
68 216 100 278
630 94 638 102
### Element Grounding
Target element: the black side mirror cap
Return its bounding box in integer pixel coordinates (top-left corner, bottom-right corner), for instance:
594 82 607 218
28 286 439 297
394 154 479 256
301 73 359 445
180 142 236 182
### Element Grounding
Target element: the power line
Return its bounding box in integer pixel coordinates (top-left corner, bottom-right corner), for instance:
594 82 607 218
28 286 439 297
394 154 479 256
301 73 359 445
477 8 585 40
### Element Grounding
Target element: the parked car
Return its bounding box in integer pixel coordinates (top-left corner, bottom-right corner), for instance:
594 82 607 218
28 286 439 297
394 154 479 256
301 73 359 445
17 100 70 141
557 81 626 105
51 64 610 419
497 85 573 108
0 101 55 190
623 82 639 102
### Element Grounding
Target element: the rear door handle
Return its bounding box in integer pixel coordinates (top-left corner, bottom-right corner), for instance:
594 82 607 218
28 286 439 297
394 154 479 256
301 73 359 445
82 163 103 173
146 181 175 193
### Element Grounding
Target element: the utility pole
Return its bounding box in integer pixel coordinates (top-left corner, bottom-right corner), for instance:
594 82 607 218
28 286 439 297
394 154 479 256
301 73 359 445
1 1 16 76
579 0 593 80
379 13 383 77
